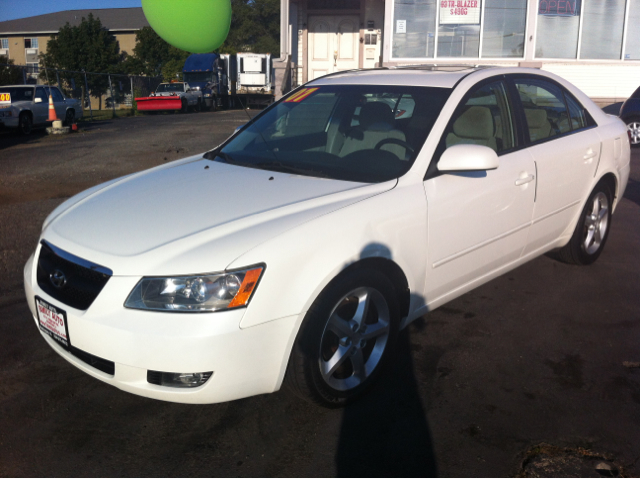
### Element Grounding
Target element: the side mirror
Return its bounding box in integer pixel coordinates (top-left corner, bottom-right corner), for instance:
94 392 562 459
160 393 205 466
437 144 499 172
34 97 43 103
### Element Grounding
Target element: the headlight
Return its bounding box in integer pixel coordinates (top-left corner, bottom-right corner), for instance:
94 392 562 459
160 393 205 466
124 265 264 312
204 93 212 97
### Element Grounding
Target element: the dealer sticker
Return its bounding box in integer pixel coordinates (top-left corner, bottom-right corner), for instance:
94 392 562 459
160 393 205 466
0 92 10 105
36 296 70 349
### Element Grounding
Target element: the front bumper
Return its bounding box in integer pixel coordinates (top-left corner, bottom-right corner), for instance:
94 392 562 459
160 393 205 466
24 250 298 404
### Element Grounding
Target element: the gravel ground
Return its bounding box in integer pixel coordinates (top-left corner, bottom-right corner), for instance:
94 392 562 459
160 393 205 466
0 112 639 477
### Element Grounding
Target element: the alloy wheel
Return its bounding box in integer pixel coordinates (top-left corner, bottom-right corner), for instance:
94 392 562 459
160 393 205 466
319 286 390 391
628 121 640 145
582 191 609 255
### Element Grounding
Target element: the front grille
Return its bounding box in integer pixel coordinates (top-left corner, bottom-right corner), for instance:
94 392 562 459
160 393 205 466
69 346 115 375
37 241 112 311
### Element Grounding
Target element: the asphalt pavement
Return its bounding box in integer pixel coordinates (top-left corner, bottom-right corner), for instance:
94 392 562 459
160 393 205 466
0 110 638 477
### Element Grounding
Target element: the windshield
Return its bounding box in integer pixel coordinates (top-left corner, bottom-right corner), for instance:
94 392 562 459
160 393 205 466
184 72 213 83
0 87 35 103
156 83 185 93
213 85 450 183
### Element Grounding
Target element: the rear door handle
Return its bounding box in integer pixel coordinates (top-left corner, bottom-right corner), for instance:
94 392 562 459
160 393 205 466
515 174 535 186
583 149 598 161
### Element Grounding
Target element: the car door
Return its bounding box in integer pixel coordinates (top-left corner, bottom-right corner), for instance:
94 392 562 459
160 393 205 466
33 87 49 124
510 76 601 256
423 78 536 302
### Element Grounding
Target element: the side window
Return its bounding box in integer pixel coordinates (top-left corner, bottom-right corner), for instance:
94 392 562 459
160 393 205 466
565 92 596 130
35 87 47 103
514 79 571 143
50 87 64 102
445 81 515 153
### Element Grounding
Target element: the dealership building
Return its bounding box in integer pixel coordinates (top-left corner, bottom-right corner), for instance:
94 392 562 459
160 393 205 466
277 0 640 103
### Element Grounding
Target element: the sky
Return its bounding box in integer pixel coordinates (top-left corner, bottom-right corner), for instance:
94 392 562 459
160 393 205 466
0 0 142 22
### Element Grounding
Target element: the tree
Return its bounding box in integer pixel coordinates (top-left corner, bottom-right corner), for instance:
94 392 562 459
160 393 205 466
219 0 280 54
0 55 23 85
40 13 122 109
128 26 170 77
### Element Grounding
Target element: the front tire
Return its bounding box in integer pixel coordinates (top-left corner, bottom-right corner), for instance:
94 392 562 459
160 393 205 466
285 269 400 407
626 116 640 147
556 182 613 265
19 112 32 135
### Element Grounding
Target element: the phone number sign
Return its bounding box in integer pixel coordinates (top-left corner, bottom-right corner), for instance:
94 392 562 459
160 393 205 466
440 0 481 25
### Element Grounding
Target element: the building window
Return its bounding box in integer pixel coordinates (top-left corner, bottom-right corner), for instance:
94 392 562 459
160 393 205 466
625 0 640 60
481 0 526 58
580 0 626 59
392 0 438 58
391 0 526 60
24 38 38 49
1 38 8 50
535 0 580 59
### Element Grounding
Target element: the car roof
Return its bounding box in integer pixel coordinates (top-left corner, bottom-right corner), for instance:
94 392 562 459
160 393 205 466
307 66 490 89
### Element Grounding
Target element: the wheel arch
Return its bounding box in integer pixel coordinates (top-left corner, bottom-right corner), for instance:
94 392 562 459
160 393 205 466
598 172 618 206
334 257 411 320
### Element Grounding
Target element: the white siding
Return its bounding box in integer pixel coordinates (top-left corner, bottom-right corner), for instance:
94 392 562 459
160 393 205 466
541 64 640 100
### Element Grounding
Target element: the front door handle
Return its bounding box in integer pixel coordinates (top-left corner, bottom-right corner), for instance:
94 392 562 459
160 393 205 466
515 174 535 186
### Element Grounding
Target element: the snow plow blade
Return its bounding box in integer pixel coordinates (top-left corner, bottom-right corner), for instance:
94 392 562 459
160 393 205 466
135 96 183 111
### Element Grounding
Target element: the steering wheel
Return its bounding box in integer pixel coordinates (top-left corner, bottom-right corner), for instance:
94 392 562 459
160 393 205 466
374 138 415 154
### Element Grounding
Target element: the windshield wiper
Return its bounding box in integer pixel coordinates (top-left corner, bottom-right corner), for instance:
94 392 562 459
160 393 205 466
252 161 329 178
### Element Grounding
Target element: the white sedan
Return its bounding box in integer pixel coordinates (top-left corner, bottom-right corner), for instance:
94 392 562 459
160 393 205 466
0 85 82 134
24 67 630 407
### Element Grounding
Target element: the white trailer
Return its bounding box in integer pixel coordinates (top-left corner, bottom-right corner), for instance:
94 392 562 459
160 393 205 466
235 53 274 107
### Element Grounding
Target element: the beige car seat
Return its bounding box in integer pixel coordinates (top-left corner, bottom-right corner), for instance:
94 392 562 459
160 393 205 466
524 108 553 142
445 106 497 152
339 102 407 159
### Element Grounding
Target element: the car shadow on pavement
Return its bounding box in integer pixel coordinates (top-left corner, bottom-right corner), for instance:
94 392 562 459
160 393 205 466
336 244 437 477
0 128 49 150
336 327 438 477
622 177 640 208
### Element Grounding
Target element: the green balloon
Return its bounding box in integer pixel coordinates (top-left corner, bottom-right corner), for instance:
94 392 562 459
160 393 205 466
142 0 231 53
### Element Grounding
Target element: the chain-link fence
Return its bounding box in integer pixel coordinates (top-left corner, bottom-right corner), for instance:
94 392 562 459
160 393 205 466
1 63 162 120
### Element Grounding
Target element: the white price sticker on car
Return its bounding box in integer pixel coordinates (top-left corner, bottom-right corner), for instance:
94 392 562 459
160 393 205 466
36 297 70 349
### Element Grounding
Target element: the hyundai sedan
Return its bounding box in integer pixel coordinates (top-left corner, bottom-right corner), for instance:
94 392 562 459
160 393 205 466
24 67 630 407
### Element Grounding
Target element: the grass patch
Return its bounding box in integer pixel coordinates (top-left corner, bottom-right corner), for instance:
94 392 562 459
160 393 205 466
78 108 137 122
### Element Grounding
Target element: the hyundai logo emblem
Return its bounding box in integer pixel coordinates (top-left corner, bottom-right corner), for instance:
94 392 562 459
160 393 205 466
50 270 67 289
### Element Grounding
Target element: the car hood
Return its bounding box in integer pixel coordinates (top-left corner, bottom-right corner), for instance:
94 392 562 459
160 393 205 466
44 157 395 275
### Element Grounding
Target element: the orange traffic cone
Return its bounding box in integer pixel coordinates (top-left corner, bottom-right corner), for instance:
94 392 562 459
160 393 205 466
47 94 58 121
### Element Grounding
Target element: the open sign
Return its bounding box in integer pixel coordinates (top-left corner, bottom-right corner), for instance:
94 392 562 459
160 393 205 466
538 0 580 16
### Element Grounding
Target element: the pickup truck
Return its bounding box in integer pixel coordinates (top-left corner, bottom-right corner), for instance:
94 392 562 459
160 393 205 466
135 82 203 113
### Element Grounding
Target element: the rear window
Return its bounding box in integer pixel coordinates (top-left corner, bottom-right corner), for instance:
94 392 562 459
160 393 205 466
0 87 34 103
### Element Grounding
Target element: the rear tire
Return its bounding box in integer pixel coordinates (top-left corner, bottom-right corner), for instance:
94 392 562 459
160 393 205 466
556 181 613 265
625 116 640 147
285 268 400 408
